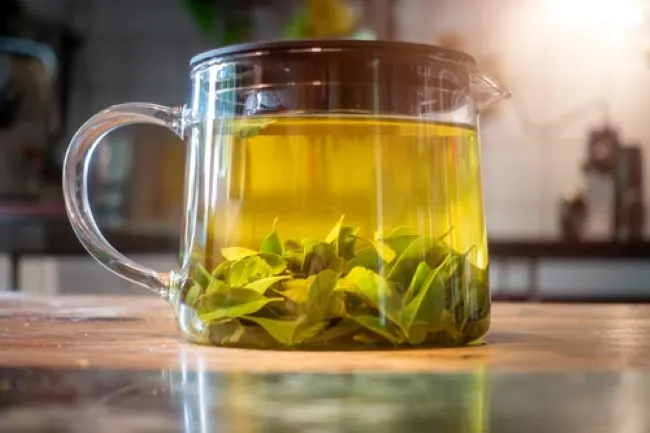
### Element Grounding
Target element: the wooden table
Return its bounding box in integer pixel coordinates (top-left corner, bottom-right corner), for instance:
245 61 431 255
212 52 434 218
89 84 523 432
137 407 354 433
1 294 650 432
1 294 648 373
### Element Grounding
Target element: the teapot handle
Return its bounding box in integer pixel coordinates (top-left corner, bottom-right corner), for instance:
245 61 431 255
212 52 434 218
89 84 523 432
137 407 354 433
62 103 184 297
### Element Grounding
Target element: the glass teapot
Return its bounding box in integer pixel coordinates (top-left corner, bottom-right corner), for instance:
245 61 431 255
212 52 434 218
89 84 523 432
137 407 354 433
63 40 509 350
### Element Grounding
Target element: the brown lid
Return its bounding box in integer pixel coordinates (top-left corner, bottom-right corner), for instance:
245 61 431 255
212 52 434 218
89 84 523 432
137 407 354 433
190 39 477 70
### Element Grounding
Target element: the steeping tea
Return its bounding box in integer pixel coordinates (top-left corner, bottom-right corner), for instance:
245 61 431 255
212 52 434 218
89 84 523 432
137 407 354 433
180 116 490 349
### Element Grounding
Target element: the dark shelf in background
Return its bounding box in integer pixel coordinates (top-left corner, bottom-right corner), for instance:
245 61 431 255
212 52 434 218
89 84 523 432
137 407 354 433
490 240 650 259
489 239 650 303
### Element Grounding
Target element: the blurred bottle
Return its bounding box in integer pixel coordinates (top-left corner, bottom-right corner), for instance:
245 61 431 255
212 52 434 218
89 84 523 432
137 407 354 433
306 0 356 37
559 190 587 241
284 0 361 39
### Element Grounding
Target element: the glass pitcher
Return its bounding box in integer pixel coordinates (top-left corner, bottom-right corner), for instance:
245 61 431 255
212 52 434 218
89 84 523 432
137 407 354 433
63 40 509 350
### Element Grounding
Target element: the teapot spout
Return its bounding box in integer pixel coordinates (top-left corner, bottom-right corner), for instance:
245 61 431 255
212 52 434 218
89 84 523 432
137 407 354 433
471 72 511 110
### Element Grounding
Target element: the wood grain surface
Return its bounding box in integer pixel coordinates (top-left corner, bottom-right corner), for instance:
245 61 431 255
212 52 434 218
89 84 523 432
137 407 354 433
0 294 649 373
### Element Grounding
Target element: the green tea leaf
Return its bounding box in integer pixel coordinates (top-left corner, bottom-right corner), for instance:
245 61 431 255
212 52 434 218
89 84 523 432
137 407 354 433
370 240 396 264
208 319 245 345
222 247 258 261
443 252 470 311
222 323 245 344
244 276 289 295
258 253 288 275
401 256 449 343
429 309 452 332
283 239 305 273
353 333 384 345
464 274 490 320
325 215 345 244
302 241 336 276
311 320 360 343
430 309 462 342
211 261 232 279
197 289 283 323
243 317 298 345
405 322 431 345
344 246 381 272
350 314 400 344
326 291 348 318
337 267 378 304
264 297 300 320
278 279 309 303
228 256 273 286
307 269 338 323
283 256 303 274
386 237 447 290
383 234 420 258
337 226 358 259
243 317 326 346
426 244 452 270
303 253 328 276
327 257 345 273
218 322 279 347
185 283 201 306
192 263 213 288
403 261 431 304
277 272 346 322
294 322 328 344
205 278 229 295
439 254 461 281
339 267 402 324
382 228 452 268
260 218 283 255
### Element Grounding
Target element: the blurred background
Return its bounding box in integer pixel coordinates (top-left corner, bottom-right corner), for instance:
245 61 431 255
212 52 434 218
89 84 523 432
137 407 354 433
2 0 650 301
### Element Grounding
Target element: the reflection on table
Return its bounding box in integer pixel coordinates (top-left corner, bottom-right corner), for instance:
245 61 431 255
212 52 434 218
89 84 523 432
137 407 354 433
0 361 649 432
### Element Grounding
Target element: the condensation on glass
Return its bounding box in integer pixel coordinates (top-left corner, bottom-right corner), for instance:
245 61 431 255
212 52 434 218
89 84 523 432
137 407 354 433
63 40 509 349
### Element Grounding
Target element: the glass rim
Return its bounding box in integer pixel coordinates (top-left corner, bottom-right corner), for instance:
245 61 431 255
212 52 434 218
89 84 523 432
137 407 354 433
189 39 477 72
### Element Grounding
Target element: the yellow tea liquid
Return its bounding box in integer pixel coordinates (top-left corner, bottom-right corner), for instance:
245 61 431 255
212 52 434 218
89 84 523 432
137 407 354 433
180 116 490 349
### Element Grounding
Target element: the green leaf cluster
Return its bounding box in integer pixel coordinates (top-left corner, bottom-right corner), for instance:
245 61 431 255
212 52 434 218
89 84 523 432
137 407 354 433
183 217 490 348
